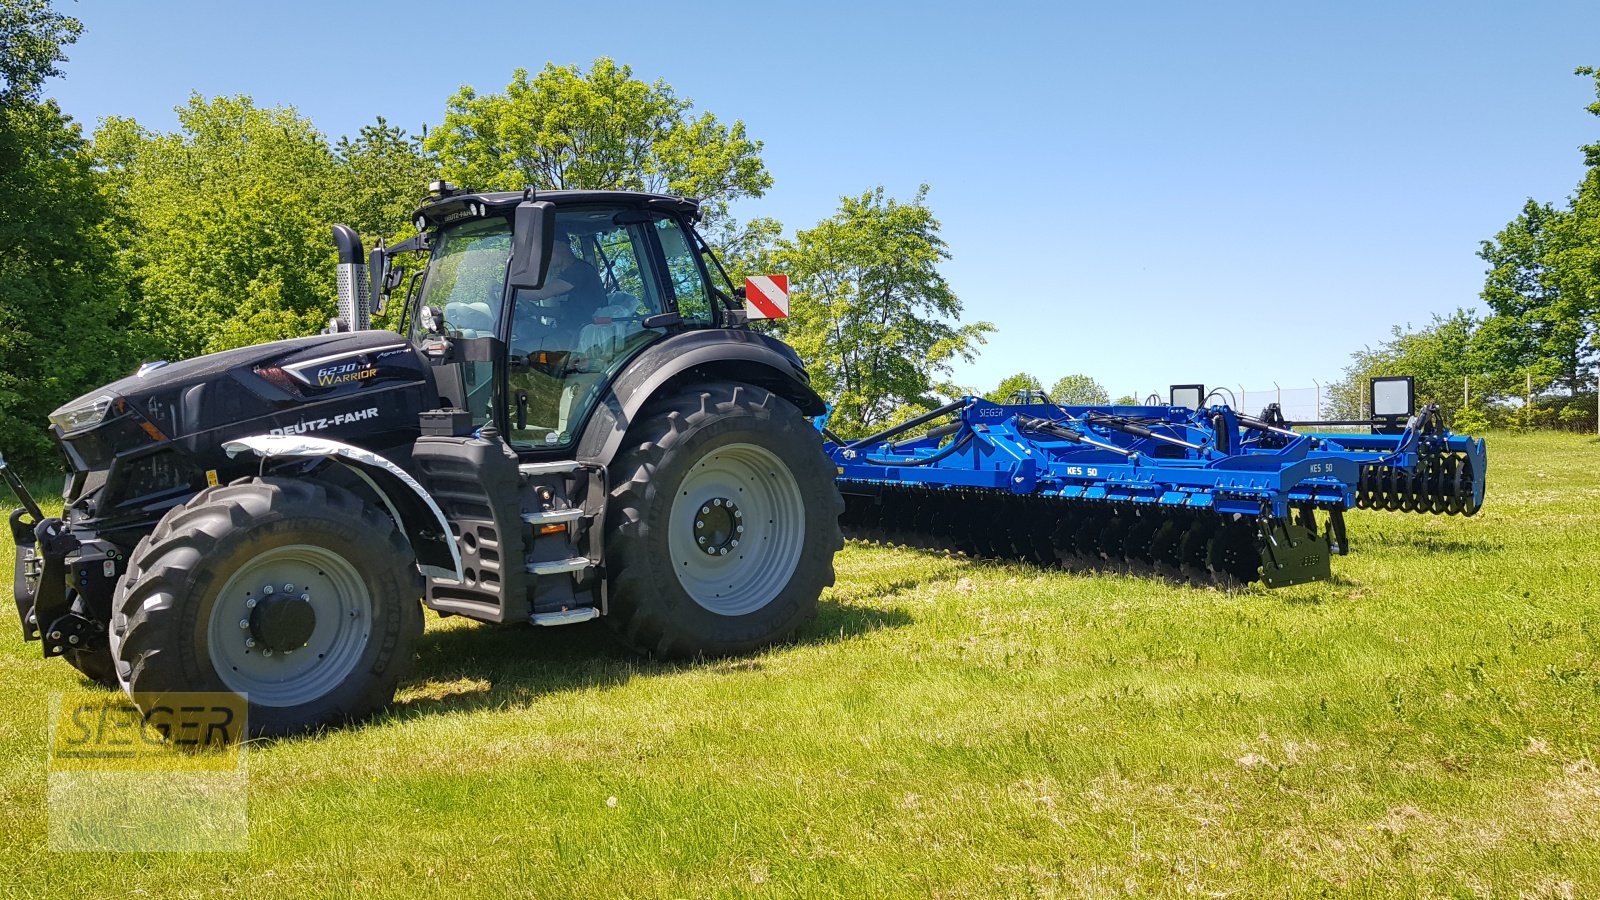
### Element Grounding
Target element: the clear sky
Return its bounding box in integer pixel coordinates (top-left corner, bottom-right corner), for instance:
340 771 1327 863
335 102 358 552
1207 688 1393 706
43 0 1600 400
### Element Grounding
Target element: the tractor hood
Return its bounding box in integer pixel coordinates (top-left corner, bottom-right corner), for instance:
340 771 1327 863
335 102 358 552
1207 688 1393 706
49 330 433 495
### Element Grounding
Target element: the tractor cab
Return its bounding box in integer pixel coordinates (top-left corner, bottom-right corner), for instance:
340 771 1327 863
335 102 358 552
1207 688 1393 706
390 185 739 451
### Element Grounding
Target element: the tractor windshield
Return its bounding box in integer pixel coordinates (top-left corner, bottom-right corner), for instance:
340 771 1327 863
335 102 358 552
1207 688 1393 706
411 216 512 342
412 206 704 449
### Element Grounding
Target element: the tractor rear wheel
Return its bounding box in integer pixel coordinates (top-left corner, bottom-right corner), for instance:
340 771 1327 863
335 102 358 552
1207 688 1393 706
108 478 423 736
606 381 843 658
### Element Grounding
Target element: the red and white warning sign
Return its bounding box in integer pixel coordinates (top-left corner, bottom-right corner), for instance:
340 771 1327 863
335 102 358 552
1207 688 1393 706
744 275 790 320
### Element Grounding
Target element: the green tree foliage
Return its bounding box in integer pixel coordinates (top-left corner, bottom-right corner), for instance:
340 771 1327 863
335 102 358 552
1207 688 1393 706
0 0 135 469
762 186 994 435
333 117 434 240
1049 373 1110 405
96 99 432 358
1326 310 1481 421
1470 67 1600 423
425 58 769 229
1112 394 1140 405
0 0 76 102
983 373 1043 403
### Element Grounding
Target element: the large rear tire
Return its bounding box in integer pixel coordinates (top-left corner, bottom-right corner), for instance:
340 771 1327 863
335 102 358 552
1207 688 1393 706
108 478 424 737
605 381 843 658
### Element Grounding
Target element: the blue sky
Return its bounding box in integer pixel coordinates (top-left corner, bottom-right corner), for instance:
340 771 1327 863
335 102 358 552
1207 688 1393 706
45 0 1600 400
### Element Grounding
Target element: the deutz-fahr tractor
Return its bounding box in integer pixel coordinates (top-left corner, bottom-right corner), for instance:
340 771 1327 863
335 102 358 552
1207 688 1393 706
2 183 843 735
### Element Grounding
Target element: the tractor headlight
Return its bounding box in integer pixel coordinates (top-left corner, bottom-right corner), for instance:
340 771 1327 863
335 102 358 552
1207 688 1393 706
48 394 117 434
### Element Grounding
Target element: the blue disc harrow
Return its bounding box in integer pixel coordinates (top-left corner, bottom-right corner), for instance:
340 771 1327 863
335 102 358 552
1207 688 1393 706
822 396 1486 588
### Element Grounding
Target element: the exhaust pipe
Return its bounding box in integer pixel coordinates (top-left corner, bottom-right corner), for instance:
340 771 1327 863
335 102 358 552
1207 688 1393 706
331 224 370 332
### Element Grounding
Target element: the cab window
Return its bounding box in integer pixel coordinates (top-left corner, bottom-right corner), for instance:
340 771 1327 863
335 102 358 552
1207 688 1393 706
655 218 713 325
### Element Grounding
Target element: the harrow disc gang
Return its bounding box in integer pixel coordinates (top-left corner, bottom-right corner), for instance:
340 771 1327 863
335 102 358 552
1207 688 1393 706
838 485 1337 589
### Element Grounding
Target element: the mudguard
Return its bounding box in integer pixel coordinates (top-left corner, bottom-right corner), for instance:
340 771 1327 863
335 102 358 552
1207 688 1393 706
222 434 462 581
574 329 824 465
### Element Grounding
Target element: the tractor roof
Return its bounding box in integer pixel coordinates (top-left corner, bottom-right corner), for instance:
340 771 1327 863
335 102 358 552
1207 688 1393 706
415 188 701 230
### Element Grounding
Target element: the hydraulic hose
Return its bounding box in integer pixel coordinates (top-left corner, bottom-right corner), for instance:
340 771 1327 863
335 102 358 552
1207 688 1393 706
863 430 974 466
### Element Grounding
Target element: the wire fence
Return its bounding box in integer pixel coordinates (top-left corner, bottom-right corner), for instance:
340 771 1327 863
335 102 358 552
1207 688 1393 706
1126 375 1600 433
1128 384 1329 420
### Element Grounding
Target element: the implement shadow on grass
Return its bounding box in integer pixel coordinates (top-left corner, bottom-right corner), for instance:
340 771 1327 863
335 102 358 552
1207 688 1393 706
388 597 911 721
1357 533 1504 554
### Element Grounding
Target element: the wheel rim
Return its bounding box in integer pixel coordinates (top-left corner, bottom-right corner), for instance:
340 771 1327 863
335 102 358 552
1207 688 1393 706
669 442 806 616
207 544 374 707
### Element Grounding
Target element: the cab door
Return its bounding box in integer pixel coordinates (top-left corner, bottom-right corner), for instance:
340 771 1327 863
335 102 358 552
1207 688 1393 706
503 207 682 451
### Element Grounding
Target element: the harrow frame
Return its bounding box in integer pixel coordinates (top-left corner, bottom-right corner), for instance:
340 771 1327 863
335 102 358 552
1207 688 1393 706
823 397 1485 588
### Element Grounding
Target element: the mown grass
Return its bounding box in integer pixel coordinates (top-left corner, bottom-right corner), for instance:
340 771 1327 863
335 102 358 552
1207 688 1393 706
1 431 1597 897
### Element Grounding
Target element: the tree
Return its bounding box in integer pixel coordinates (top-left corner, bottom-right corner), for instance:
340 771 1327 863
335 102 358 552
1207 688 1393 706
95 95 345 358
1474 67 1600 418
983 373 1043 403
761 185 994 435
1325 310 1482 422
1049 373 1110 405
0 0 136 469
333 116 434 241
1112 394 1140 405
425 58 770 242
0 0 77 102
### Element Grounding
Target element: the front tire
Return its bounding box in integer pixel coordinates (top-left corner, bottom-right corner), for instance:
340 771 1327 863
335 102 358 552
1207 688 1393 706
108 478 423 737
605 381 843 658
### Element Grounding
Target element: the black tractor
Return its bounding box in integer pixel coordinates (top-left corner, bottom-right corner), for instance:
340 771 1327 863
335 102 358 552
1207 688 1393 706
2 183 843 735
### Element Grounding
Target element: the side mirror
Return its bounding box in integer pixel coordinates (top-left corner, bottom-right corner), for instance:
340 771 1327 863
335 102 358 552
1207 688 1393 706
508 200 557 291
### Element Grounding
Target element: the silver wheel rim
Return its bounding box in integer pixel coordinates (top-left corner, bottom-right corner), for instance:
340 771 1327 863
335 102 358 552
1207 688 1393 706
207 544 374 707
670 442 805 616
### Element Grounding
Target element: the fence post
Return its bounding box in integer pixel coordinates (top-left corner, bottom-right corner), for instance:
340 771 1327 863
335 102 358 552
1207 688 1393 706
1313 379 1321 419
1463 375 1469 410
1273 381 1281 408
1526 372 1533 427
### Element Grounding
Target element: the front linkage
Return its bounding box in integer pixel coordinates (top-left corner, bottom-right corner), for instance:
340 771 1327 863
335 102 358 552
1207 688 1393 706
3 455 126 667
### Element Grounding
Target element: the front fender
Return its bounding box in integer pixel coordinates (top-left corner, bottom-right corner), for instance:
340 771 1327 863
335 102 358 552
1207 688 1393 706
222 434 462 582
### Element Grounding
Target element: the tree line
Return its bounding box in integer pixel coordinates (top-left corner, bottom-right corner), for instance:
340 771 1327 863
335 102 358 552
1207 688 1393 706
4 2 1594 478
0 2 991 469
1329 67 1600 432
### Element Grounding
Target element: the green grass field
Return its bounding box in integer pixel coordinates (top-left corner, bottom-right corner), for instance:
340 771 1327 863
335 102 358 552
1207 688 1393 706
2 431 1597 897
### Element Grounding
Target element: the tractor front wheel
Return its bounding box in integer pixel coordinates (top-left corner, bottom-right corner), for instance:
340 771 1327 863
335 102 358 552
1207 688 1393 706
108 478 423 736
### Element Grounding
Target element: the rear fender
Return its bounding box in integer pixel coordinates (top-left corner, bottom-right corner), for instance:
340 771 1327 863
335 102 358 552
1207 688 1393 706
222 434 462 581
574 330 824 465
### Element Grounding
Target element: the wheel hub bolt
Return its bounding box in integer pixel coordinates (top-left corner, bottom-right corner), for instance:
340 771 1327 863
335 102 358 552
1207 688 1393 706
262 585 274 595
245 597 257 609
245 638 256 648
283 583 294 592
262 648 273 657
68 635 79 645
239 619 250 630
692 497 742 557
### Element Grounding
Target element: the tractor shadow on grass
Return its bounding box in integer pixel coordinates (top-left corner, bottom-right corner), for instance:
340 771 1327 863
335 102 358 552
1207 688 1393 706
389 598 912 721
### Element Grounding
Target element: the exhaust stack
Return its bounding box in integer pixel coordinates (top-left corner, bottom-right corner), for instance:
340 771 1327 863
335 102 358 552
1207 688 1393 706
331 224 370 332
